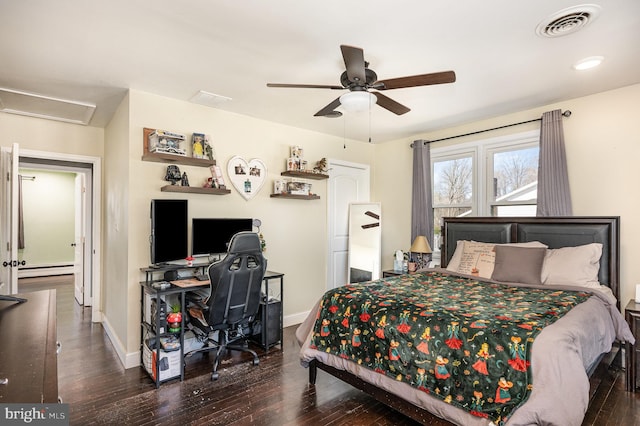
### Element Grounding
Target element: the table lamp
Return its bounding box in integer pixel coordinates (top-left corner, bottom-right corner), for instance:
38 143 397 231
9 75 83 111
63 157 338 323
410 235 432 270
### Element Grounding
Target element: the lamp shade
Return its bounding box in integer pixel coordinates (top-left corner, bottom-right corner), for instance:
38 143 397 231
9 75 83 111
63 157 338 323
410 235 432 254
339 91 377 113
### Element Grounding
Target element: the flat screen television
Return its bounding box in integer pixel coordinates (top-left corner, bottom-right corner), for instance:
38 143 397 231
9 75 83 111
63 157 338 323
192 218 252 257
150 199 188 265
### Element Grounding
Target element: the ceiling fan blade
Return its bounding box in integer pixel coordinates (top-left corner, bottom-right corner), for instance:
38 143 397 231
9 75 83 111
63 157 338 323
373 92 410 115
267 83 344 90
376 70 456 90
340 45 366 84
314 97 342 117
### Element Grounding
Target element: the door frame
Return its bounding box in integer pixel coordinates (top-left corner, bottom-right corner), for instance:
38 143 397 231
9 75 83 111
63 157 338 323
17 148 102 322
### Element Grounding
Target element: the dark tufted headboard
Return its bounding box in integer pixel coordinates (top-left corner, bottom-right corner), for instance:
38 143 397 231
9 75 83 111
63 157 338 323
441 217 620 305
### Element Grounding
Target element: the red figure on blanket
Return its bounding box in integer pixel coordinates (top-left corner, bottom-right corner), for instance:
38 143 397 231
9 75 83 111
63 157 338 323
389 340 401 361
495 377 513 403
507 336 531 372
416 327 432 354
434 355 451 379
472 343 492 375
445 321 463 349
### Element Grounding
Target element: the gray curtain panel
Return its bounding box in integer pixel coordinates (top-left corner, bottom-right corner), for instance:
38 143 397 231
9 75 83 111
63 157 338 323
536 109 573 216
411 140 434 247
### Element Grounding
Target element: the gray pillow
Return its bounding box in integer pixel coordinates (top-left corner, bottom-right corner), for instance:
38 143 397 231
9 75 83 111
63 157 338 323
491 246 547 285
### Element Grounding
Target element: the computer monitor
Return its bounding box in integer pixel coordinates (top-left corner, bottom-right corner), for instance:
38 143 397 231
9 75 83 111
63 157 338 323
191 218 252 257
150 199 188 265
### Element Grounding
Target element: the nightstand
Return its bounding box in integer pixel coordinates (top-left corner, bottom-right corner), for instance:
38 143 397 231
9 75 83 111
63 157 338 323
625 300 640 392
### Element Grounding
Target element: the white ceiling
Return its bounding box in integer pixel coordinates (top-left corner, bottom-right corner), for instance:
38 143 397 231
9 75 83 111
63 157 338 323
1 1 639 142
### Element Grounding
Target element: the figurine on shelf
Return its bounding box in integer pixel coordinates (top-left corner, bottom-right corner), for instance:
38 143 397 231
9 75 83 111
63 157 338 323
164 165 182 185
181 172 189 187
192 133 205 159
313 157 328 174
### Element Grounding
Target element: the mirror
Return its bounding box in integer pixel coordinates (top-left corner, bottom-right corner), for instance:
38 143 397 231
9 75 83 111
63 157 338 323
348 202 381 283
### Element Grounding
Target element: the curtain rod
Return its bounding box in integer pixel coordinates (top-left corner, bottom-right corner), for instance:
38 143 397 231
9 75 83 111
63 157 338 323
410 110 572 147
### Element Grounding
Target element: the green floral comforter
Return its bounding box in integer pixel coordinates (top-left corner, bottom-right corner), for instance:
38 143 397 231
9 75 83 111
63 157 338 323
309 271 591 425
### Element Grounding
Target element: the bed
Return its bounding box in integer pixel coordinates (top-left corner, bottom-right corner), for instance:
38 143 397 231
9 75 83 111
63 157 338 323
296 216 634 426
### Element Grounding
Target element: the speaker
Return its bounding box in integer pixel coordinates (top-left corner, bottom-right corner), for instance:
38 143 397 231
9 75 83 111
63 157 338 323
255 300 281 347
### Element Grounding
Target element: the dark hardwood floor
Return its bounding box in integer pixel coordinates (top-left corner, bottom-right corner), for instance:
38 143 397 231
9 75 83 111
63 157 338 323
17 276 640 425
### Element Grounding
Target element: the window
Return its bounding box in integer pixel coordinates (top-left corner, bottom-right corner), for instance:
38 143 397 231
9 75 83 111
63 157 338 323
431 130 539 254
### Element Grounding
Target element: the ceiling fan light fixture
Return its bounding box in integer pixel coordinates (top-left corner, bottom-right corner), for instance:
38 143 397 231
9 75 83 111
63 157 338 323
339 91 377 113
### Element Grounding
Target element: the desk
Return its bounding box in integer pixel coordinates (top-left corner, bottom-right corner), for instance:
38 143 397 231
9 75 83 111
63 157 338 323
140 268 284 386
0 290 58 403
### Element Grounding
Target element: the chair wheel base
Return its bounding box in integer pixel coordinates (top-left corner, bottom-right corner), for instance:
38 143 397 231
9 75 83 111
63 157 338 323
253 358 259 366
211 372 219 381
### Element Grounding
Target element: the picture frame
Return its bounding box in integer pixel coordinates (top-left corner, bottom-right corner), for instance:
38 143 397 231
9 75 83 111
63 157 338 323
227 156 267 200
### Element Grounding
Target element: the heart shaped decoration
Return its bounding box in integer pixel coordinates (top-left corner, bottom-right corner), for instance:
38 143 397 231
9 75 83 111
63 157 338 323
226 156 267 200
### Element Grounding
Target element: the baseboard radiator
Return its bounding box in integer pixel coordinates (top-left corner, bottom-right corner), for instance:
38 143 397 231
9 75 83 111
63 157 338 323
18 264 75 278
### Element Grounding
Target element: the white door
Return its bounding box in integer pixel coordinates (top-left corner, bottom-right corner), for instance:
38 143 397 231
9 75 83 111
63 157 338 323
74 174 85 305
0 143 20 295
327 159 370 290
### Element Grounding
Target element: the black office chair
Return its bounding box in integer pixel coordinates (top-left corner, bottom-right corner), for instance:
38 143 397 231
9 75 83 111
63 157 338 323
187 231 267 380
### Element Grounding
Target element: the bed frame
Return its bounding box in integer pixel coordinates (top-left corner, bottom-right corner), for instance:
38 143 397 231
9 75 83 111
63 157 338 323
308 216 621 424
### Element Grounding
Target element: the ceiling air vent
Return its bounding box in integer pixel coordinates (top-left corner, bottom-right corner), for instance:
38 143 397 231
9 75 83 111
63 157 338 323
536 4 601 38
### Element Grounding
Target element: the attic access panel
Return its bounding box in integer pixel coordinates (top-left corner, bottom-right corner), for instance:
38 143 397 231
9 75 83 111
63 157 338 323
0 88 96 125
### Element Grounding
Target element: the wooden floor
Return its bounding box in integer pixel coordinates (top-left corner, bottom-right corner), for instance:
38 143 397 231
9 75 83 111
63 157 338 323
17 277 640 425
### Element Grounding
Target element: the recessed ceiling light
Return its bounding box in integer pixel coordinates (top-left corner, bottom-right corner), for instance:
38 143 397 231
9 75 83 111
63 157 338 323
573 56 604 70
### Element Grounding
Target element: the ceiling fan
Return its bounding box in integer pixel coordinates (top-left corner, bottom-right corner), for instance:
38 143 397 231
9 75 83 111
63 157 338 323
267 45 456 117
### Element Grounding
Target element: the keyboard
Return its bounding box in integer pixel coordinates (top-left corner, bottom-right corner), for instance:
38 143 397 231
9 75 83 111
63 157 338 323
195 274 209 281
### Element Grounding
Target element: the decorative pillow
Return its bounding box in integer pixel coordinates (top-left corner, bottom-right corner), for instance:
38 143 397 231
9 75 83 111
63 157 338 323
541 243 603 288
446 240 548 279
491 246 547 285
455 241 498 278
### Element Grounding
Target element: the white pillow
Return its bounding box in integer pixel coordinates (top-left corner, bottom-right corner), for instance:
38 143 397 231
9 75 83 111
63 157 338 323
446 240 548 279
541 243 603 288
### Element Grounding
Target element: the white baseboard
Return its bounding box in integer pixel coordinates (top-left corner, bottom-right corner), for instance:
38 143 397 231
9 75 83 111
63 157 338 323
284 310 310 328
102 314 140 369
18 264 75 278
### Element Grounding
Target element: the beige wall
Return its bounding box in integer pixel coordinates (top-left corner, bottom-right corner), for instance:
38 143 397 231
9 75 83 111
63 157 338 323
115 90 375 361
376 83 640 308
103 91 131 351
0 113 104 157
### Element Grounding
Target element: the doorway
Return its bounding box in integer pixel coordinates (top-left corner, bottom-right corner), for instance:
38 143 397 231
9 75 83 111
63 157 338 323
0 144 102 322
326 159 370 290
17 163 92 307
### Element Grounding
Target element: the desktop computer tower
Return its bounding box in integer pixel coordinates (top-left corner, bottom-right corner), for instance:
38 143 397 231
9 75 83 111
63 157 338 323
254 299 281 348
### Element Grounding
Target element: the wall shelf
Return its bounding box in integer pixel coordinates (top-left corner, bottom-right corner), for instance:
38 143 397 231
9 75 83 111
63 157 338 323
142 152 215 167
142 127 215 167
280 171 328 180
270 193 320 200
161 185 231 195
